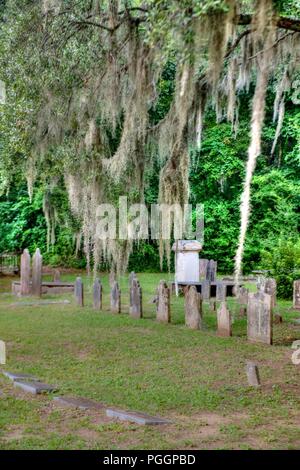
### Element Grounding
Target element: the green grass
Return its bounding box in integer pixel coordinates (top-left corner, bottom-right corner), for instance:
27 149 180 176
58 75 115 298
0 272 300 450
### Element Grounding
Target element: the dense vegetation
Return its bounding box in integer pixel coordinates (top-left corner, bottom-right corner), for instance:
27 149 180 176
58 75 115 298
0 1 299 295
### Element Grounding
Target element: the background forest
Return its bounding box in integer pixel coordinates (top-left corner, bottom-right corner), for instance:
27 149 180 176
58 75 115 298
0 1 300 298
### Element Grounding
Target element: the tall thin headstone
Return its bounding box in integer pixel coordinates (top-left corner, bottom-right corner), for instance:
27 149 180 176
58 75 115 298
199 259 209 280
216 282 226 302
206 260 217 282
246 362 260 387
110 282 121 313
74 277 84 307
93 278 102 310
129 271 136 287
202 280 210 301
0 340 6 365
184 286 202 330
217 302 232 337
32 248 42 297
264 278 277 308
247 292 272 345
293 281 300 310
129 278 143 319
156 281 170 323
20 249 31 296
238 286 249 305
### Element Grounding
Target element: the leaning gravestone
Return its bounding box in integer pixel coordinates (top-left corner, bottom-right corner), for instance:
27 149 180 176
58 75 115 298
184 286 202 330
156 281 170 323
32 248 42 297
202 280 210 301
293 281 300 310
93 278 102 310
20 249 31 296
0 340 6 365
216 282 226 302
217 302 232 337
264 278 277 309
129 278 143 319
74 277 84 307
247 292 272 345
199 259 209 280
110 282 121 313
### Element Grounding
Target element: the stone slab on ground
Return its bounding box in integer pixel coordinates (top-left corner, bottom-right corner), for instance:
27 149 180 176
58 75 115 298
2 371 39 382
9 300 71 307
53 396 105 410
14 380 58 394
106 408 171 425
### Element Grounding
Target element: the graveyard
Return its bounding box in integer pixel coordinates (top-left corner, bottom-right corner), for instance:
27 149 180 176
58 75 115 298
1 0 300 455
1 259 300 450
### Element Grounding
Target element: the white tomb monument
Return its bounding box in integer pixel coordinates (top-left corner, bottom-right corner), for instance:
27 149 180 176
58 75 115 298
172 240 202 284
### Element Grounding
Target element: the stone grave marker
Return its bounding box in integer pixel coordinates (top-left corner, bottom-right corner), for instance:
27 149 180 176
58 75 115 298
106 408 170 425
246 362 260 387
0 340 6 365
238 287 249 305
199 259 209 280
74 277 84 307
53 396 105 410
129 271 136 286
274 314 282 324
184 286 203 330
110 282 121 313
93 278 102 310
216 282 226 302
53 269 61 282
32 248 42 297
239 307 247 317
2 371 38 382
14 380 57 395
201 280 210 301
293 281 300 310
156 281 170 323
217 302 232 337
247 292 272 345
206 259 217 282
264 278 277 308
20 249 31 296
129 278 143 319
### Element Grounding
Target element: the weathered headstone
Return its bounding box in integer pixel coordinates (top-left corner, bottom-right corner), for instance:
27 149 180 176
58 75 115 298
0 340 6 365
129 278 143 319
291 340 300 350
14 380 57 395
32 248 42 297
53 269 61 282
210 300 217 312
199 259 209 280
217 302 232 337
238 287 249 305
293 280 300 310
184 286 202 330
206 259 217 282
93 278 102 310
201 280 210 301
129 271 136 287
110 282 121 313
246 361 260 387
53 396 105 410
264 278 277 308
291 349 300 365
156 281 170 323
274 314 282 324
239 306 247 317
74 277 84 307
216 282 226 302
20 249 31 296
247 292 272 345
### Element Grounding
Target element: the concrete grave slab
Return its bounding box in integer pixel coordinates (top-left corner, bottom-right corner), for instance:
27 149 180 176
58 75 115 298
106 408 171 425
2 371 39 382
53 396 105 410
14 380 57 394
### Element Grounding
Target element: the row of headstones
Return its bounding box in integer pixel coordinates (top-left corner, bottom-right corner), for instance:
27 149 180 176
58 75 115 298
73 273 143 318
20 248 42 297
199 259 217 282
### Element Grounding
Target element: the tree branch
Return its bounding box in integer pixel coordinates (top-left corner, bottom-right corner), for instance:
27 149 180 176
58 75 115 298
237 14 300 32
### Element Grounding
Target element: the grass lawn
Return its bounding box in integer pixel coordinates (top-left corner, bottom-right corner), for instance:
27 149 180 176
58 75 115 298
0 272 300 450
